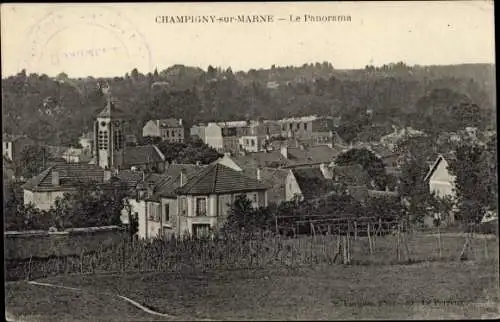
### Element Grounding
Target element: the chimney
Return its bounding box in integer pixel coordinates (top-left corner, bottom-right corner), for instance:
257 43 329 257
180 170 186 187
51 171 60 186
299 143 305 150
196 161 201 166
256 168 261 181
319 163 333 179
103 170 112 182
280 144 288 159
179 118 183 126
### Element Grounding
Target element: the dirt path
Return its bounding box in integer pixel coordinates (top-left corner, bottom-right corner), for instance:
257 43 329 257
9 280 211 321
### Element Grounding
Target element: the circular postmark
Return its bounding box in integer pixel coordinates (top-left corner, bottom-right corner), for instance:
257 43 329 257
20 6 152 76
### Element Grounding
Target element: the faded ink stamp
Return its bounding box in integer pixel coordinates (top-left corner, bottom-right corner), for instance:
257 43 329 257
20 6 152 76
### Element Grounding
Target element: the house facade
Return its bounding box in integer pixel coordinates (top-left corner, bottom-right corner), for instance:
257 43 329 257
424 155 457 199
278 116 335 142
190 124 206 141
22 163 107 210
142 119 185 143
175 163 268 238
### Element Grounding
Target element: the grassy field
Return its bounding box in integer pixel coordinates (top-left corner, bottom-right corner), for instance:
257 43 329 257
5 281 167 321
7 258 499 321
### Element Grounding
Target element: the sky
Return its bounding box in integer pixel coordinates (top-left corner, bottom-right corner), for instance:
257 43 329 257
1 1 495 78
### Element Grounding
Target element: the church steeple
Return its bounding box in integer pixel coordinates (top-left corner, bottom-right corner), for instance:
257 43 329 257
93 83 127 170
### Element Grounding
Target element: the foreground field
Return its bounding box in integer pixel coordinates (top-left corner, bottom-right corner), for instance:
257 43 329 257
7 259 499 321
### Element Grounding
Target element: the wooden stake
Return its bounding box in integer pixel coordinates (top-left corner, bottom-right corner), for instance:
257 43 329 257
397 223 401 262
437 224 442 259
484 238 488 259
342 235 347 264
354 221 358 240
367 222 373 255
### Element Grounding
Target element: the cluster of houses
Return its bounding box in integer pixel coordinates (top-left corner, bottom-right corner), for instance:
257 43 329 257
7 92 496 238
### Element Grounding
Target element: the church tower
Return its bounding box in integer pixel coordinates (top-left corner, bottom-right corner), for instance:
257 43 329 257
93 84 127 170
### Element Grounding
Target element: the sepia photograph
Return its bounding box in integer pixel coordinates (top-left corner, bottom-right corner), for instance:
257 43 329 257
2 1 498 320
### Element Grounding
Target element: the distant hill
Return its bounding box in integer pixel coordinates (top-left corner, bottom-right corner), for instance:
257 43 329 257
2 62 495 147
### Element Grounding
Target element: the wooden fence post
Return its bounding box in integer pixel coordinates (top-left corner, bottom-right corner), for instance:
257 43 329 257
341 235 346 264
437 224 442 259
367 222 373 255
354 221 358 240
397 223 401 262
484 238 488 259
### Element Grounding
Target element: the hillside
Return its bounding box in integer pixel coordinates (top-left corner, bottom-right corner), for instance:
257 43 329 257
1 62 495 147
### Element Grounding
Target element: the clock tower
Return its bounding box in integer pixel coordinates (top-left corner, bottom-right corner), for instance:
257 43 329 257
93 85 127 170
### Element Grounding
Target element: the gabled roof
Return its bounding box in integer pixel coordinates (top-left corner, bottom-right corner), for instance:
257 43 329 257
175 163 268 195
242 166 289 204
22 163 105 192
234 145 341 169
97 97 128 119
423 154 455 182
153 164 207 198
292 167 335 200
123 145 165 166
287 145 341 166
155 118 182 128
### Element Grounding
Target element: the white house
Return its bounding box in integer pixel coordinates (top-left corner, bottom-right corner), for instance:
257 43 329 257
424 154 457 199
204 123 224 152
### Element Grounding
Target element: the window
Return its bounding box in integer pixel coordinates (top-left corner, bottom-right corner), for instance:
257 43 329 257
252 193 257 202
304 123 308 130
289 124 293 130
196 197 207 216
166 131 170 137
296 123 300 130
148 204 155 221
251 139 255 147
164 204 170 222
180 197 187 215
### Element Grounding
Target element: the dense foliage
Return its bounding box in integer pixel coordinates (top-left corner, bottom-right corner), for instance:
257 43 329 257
335 148 387 189
447 141 497 224
2 63 495 147
136 136 221 164
4 181 130 231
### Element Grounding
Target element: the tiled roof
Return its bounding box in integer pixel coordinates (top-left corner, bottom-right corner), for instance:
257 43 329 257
22 163 105 192
176 163 268 195
156 119 182 128
153 164 207 198
292 167 335 200
242 166 288 204
123 145 165 166
234 145 340 169
113 170 145 188
287 146 341 166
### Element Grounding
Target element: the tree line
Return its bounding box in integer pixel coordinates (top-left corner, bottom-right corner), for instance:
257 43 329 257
2 62 495 147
